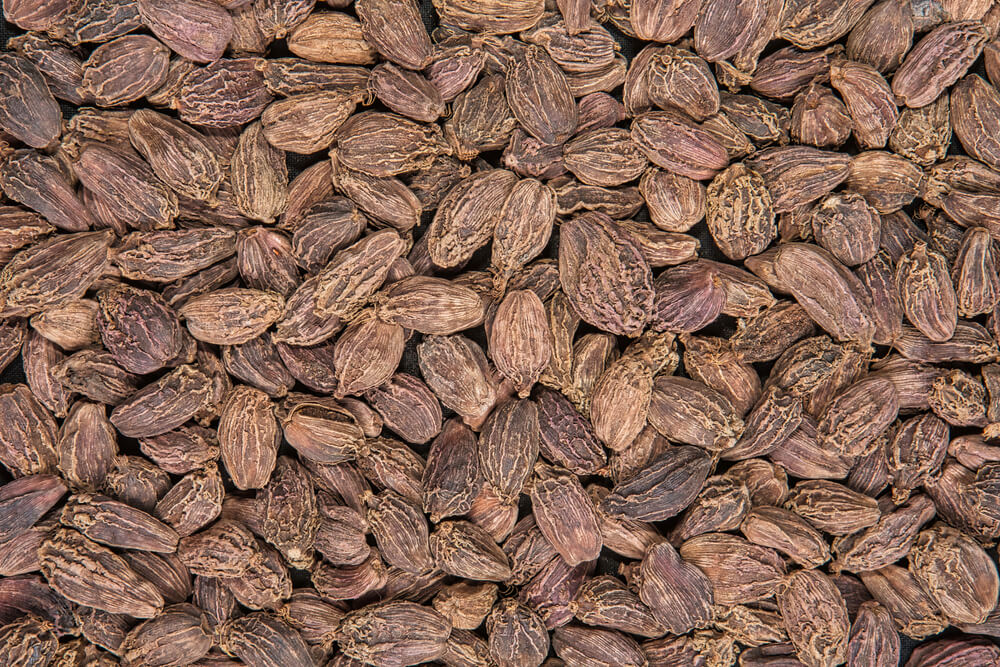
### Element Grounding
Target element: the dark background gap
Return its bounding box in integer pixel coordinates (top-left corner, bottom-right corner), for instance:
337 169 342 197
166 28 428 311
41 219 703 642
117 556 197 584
1 3 997 663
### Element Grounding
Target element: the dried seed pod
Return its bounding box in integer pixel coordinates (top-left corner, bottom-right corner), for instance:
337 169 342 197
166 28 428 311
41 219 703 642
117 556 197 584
178 519 261 579
505 46 577 145
311 554 386 601
894 243 957 343
740 506 831 569
120 604 214 667
433 582 498 631
563 128 647 188
80 35 170 107
487 598 550 667
722 386 803 462
846 601 900 667
650 261 725 334
558 213 653 337
907 637 1000 667
336 111 447 179
155 464 225 538
682 335 760 417
747 147 851 214
61 492 179 553
649 376 743 452
370 63 444 124
333 162 423 231
847 0 913 72
816 376 899 458
601 445 712 521
109 365 210 439
832 493 936 573
571 575 665 638
489 290 552 398
96 284 190 375
680 533 787 605
335 601 452 666
261 91 355 155
432 520 512 581
218 386 279 490
0 55 63 149
953 227 1000 317
731 301 817 363
785 480 881 536
769 415 855 481
773 242 875 343
551 625 646 667
128 109 223 202
639 168 706 233
589 354 654 453
56 401 117 492
21 329 70 419
364 489 433 575
355 0 433 70
790 83 852 149
928 369 988 427
287 12 377 65
893 21 989 108
217 613 313 667
4 0 71 31
888 95 951 168
909 523 1000 624
776 570 850 667
477 398 539 505
40 527 165 618
535 387 605 475
114 228 237 284
694 0 774 63
631 110 728 180
705 163 776 261
809 192 881 267
643 46 719 121
528 463 601 566
856 252 904 346
418 335 498 428
726 459 789 507
638 541 713 635
105 455 171 514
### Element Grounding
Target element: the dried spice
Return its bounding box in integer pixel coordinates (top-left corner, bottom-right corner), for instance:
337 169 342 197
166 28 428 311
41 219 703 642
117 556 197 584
2 1 1000 663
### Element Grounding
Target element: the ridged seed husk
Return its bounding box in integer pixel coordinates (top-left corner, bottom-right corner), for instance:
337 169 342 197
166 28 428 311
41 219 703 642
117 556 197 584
428 169 518 269
777 569 850 667
336 111 448 178
0 230 112 318
601 445 712 521
892 21 989 108
638 541 713 635
335 601 452 666
0 149 94 232
558 212 653 337
376 276 486 335
908 523 1000 624
773 242 876 343
705 162 775 261
286 12 377 65
356 0 433 70
370 63 445 123
649 375 743 451
0 54 61 149
631 110 729 181
680 533 787 605
39 527 164 618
